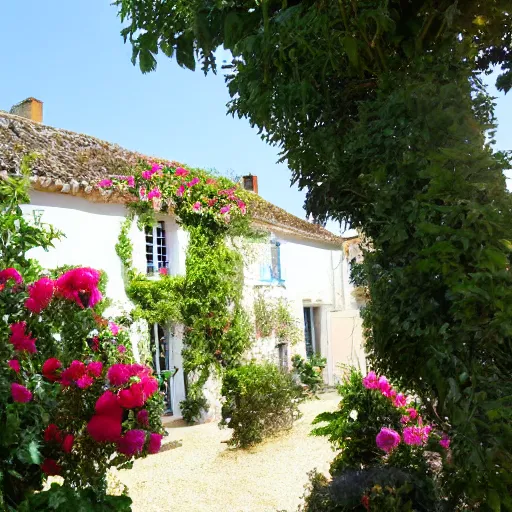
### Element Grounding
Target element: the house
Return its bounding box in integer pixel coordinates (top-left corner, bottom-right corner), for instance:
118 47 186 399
0 98 365 420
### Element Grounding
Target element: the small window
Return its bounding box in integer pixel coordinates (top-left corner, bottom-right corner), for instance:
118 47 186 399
278 343 288 370
270 240 281 281
145 221 168 274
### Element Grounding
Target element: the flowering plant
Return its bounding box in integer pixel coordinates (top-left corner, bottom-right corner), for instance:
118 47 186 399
98 160 249 233
0 172 165 509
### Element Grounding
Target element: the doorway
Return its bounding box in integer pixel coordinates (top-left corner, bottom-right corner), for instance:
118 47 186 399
303 306 321 358
149 324 174 414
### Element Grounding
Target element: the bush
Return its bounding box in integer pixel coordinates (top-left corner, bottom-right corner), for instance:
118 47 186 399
220 362 302 448
310 368 444 510
292 354 326 395
0 168 165 509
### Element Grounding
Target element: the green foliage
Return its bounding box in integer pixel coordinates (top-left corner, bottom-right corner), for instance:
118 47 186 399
117 1 512 506
253 291 302 344
220 362 302 448
19 483 132 511
114 162 254 423
291 354 326 395
312 369 402 476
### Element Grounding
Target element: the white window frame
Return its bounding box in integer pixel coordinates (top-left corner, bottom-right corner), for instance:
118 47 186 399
145 220 168 275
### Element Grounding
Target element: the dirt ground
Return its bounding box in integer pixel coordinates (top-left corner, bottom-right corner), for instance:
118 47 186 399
114 391 339 512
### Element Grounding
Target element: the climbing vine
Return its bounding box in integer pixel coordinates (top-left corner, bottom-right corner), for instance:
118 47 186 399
253 291 302 345
103 160 254 423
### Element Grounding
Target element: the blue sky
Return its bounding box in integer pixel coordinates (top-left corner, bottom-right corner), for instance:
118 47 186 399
1 0 510 231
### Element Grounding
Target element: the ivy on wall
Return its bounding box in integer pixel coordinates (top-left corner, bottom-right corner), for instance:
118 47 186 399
253 290 302 345
107 160 254 422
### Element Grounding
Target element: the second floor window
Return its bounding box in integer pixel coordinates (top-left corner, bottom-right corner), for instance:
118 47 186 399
259 238 283 283
145 221 168 274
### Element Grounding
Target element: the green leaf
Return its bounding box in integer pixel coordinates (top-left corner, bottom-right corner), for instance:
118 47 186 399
139 48 157 74
341 36 359 68
28 440 41 465
176 33 196 71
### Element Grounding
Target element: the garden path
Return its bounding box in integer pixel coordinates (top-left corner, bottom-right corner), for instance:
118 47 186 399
114 391 339 512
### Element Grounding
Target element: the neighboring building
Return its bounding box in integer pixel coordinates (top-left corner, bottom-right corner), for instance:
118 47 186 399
0 99 365 420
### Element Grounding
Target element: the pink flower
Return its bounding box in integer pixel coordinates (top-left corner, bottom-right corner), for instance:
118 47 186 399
87 361 103 377
55 267 102 308
115 175 136 187
139 186 147 200
439 435 450 449
236 199 247 214
117 345 127 354
219 205 231 215
8 360 20 373
393 393 407 408
206 178 216 185
406 408 418 420
378 376 392 396
175 167 189 177
25 277 54 313
41 458 61 476
141 376 158 399
119 382 146 409
137 409 149 426
11 383 33 403
90 336 100 352
44 424 62 443
147 187 161 200
95 391 122 419
159 267 168 276
98 179 113 188
362 371 379 389
88 415 122 443
0 268 22 285
109 321 120 336
76 375 94 389
9 322 37 353
376 427 400 453
186 177 200 187
117 429 146 456
401 415 410 424
148 433 163 454
62 434 74 453
192 201 201 212
42 358 62 381
176 185 185 197
403 425 431 446
64 360 86 381
107 364 131 386
207 198 217 207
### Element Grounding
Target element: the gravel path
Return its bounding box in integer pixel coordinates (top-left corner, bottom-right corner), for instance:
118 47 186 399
115 392 339 512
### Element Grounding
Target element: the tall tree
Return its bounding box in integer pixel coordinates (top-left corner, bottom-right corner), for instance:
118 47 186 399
116 1 512 508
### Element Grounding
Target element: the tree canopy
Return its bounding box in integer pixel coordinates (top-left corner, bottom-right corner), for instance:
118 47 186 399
116 1 512 508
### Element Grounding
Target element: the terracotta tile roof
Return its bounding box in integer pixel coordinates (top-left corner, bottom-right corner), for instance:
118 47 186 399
0 111 343 245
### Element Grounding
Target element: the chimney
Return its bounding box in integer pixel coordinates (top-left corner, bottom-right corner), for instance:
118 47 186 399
10 97 43 123
242 174 258 194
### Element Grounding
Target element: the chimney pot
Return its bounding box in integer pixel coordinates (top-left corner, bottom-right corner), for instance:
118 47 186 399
10 97 43 123
242 174 258 194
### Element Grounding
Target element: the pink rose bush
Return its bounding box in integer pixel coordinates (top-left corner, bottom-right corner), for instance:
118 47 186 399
1 264 165 507
97 160 248 227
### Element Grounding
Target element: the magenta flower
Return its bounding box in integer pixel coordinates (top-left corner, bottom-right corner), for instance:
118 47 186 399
376 427 401 453
175 167 189 177
87 361 103 377
220 205 231 215
401 415 410 424
8 360 20 373
137 409 149 426
147 187 162 200
378 376 392 396
207 198 217 207
403 425 431 446
109 321 120 336
25 277 54 313
11 383 33 403
117 345 127 354
0 268 23 285
97 179 113 188
55 267 102 308
176 185 185 197
159 267 168 276
186 177 200 187
362 371 379 389
148 433 163 454
439 435 450 449
406 408 418 420
9 322 37 353
76 375 94 389
107 364 131 386
142 170 154 180
236 199 247 214
117 429 146 456
393 393 407 408
192 201 201 212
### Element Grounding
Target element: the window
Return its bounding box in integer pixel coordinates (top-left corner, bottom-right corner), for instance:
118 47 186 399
259 238 284 283
278 343 288 370
145 221 168 274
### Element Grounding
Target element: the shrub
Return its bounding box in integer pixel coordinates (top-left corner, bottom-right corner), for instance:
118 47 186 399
0 169 165 509
310 368 445 510
220 362 302 448
292 354 326 395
